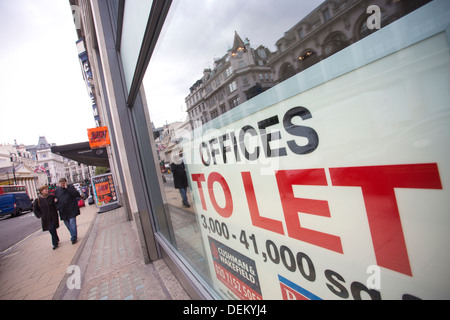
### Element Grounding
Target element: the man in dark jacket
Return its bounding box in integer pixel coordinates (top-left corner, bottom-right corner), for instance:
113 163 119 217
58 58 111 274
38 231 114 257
170 150 190 208
55 178 81 244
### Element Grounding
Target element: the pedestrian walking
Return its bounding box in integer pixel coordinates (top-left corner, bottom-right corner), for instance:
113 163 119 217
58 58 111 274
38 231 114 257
170 150 190 208
33 185 60 250
55 178 80 244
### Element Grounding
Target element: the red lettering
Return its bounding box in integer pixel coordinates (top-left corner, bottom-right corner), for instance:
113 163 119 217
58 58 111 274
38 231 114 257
91 130 106 141
330 163 442 276
275 169 343 254
241 172 284 235
207 172 233 218
192 163 442 277
191 173 207 210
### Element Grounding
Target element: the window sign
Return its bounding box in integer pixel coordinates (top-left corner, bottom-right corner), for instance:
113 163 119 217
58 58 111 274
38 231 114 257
88 126 111 149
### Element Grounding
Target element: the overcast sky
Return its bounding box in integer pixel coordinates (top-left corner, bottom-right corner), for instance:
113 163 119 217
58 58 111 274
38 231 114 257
144 0 324 128
0 0 325 147
0 0 95 147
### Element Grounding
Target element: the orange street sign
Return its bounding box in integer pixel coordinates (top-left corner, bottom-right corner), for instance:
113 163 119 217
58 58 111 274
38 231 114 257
88 126 111 149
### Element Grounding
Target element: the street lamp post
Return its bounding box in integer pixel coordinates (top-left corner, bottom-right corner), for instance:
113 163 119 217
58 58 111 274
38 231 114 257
9 154 17 185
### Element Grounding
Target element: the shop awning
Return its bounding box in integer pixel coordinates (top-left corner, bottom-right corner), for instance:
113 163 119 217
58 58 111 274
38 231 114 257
51 142 109 168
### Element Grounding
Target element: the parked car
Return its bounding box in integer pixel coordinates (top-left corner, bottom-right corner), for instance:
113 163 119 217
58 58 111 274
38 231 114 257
0 192 33 217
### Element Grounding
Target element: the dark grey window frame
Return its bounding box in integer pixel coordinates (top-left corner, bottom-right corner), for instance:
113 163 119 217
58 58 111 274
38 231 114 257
100 0 215 299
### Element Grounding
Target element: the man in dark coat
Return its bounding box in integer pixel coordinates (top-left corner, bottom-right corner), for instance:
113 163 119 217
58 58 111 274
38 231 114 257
33 185 60 250
170 150 190 208
55 178 81 244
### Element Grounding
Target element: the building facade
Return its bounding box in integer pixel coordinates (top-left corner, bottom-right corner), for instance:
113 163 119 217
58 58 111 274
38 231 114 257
27 136 66 185
186 32 274 129
269 0 432 84
0 143 47 199
64 158 94 184
1 137 96 199
186 0 433 127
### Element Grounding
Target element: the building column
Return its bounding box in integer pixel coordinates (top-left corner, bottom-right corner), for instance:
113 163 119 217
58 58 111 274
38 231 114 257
29 178 38 200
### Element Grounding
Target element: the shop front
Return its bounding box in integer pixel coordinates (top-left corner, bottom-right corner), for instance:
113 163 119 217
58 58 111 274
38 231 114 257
75 0 450 299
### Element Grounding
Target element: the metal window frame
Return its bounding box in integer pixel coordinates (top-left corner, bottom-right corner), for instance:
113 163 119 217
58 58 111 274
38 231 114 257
122 0 172 109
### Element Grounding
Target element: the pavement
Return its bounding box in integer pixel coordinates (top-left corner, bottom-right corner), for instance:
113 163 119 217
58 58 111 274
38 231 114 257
0 198 191 300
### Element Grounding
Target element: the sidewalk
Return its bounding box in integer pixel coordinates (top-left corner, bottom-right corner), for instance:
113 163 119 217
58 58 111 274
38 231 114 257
0 200 190 300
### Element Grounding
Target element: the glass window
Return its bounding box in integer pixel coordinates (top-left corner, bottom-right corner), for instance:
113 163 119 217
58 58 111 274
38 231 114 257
226 66 233 77
143 0 449 300
120 0 153 92
229 81 237 93
323 7 331 22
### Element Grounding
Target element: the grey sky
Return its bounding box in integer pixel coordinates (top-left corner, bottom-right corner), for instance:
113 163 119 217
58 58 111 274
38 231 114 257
144 0 325 128
0 0 95 146
0 0 325 146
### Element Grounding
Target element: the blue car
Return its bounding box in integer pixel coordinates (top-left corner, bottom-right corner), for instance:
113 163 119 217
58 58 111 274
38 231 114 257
0 192 33 218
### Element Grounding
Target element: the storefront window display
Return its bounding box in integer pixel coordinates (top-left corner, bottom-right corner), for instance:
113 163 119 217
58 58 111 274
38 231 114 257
143 0 450 299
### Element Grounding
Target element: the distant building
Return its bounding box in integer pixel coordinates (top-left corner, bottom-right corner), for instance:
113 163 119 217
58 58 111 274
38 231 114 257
64 158 94 184
185 32 275 129
155 120 191 164
28 137 66 185
0 143 46 199
269 0 432 84
185 0 432 127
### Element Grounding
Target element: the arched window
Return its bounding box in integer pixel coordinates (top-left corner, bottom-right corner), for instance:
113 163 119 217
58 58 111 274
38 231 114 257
358 18 378 40
322 31 348 58
353 11 378 42
279 63 296 82
297 50 320 72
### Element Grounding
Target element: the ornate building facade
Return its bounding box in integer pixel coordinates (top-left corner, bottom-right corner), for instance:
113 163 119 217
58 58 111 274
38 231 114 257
185 0 432 126
269 0 431 84
185 32 274 129
0 143 46 199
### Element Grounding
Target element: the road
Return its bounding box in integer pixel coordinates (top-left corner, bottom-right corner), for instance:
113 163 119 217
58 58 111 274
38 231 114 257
0 211 42 254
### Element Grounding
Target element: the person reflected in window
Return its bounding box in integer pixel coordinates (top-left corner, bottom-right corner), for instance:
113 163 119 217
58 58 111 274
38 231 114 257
170 149 190 208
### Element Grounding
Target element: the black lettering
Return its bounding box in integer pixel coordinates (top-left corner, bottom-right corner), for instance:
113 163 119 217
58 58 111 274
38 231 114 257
218 133 231 164
350 282 381 300
325 269 349 299
239 125 260 161
257 116 287 158
280 245 296 272
402 294 421 300
200 142 211 166
229 131 241 163
296 252 316 282
283 106 319 154
199 105 320 166
209 137 220 165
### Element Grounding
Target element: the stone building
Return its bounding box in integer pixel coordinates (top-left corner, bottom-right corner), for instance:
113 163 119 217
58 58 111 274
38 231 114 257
185 0 432 126
28 137 66 185
64 158 94 184
270 0 432 83
185 32 274 129
0 143 46 199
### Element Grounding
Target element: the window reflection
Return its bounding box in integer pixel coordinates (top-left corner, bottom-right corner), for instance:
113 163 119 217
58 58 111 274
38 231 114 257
143 0 434 298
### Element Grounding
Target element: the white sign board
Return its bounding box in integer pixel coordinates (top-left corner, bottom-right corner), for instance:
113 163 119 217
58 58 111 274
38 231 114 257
182 13 450 300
